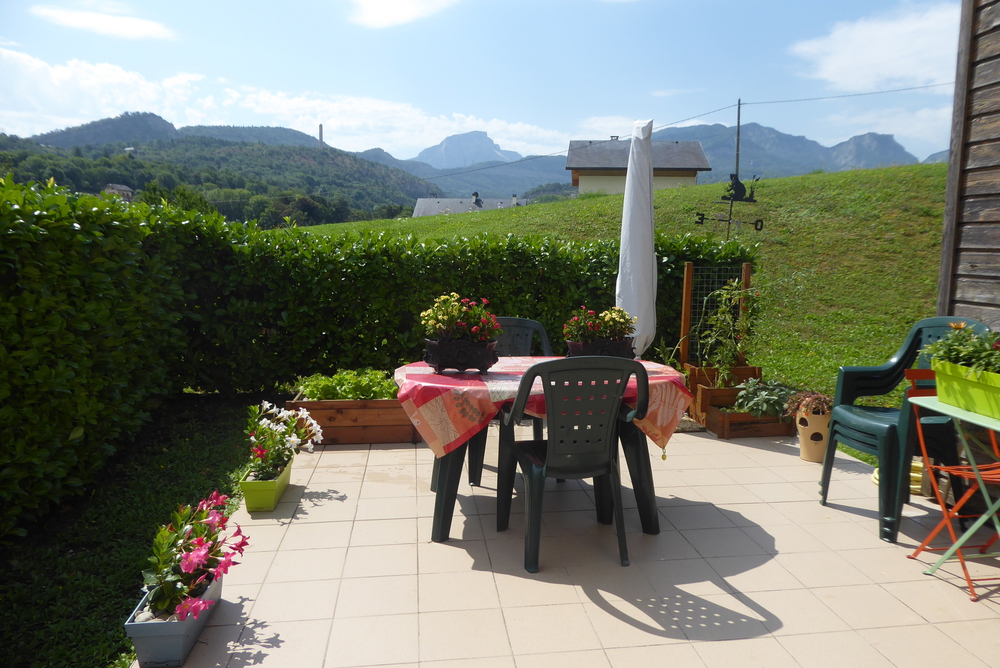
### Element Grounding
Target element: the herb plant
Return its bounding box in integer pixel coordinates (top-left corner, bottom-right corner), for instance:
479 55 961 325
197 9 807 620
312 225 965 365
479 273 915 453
296 369 398 400
732 378 797 418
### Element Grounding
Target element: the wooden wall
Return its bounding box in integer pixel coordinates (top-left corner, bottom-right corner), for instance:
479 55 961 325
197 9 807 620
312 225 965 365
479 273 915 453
939 0 1000 329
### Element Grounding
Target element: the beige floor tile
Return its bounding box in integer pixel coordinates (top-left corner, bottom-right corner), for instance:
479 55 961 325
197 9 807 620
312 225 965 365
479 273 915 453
742 523 828 554
859 624 991 667
692 636 798 667
360 466 419 498
183 623 245 667
224 549 276 586
581 597 688 647
316 447 370 468
839 546 931 583
418 512 487 541
504 603 601 654
515 649 611 668
280 520 353 550
206 582 260 628
743 482 816 503
418 608 512 661
342 543 418 577
326 613 419 667
771 500 858 525
419 570 500 611
707 555 805 592
366 443 418 467
296 484 361 523
228 618 333 668
355 495 419 520
606 643 706 668
231 500 298 525
618 529 701 563
264 547 346 583
309 466 366 483
747 587 850 635
335 574 418 618
251 579 339 622
423 658 514 668
639 557 732 598
348 518 418 546
773 551 874 588
672 468 739 487
776 630 894 668
813 583 925 628
716 466 787 485
714 502 796 528
675 592 771 641
690 484 765 504
661 504 737 531
937 619 1000 668
800 519 886 551
493 568 581 607
680 527 770 559
654 486 708 506
240 523 289 552
881 578 1000 622
417 536 492 573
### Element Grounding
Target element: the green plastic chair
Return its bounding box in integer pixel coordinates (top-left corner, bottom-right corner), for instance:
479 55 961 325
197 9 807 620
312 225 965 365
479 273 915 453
819 316 990 543
467 317 555 485
495 357 648 572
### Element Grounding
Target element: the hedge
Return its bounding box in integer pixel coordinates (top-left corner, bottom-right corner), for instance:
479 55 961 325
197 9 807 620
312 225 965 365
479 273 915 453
0 176 754 537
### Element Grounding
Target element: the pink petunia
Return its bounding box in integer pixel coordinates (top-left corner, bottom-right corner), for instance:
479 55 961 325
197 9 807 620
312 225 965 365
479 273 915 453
174 596 215 621
180 545 210 574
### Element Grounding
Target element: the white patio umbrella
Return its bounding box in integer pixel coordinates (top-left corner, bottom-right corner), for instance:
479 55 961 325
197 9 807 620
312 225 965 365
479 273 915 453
616 118 657 357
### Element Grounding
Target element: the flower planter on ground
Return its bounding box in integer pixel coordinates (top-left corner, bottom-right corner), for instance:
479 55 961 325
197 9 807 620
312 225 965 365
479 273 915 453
704 405 796 439
795 408 830 462
285 398 419 445
239 458 293 512
932 359 1000 421
683 363 762 393
125 575 223 668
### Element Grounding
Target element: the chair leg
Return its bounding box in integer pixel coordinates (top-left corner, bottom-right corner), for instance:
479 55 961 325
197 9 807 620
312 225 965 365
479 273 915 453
593 474 613 525
522 464 546 573
819 426 838 505
531 416 544 441
466 427 488 486
876 434 900 543
609 458 629 567
496 418 517 532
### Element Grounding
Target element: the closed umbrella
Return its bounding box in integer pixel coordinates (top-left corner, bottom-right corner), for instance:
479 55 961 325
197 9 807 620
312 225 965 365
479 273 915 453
616 119 657 357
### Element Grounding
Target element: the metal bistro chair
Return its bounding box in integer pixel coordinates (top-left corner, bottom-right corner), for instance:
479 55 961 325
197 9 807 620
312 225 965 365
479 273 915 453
820 316 990 543
495 357 649 573
466 317 554 485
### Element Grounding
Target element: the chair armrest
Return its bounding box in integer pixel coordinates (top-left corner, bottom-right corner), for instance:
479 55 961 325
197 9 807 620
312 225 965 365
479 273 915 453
835 361 908 406
619 367 649 422
503 367 540 426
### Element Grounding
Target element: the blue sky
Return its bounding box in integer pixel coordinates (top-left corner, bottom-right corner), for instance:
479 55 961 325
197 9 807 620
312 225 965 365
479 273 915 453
0 0 960 161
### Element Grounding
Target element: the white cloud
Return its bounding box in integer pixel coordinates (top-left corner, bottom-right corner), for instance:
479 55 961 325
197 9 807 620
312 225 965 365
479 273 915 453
790 2 959 92
29 5 175 40
345 0 463 29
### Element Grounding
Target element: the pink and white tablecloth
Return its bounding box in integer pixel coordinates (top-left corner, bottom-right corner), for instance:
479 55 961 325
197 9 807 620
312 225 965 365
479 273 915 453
395 356 693 458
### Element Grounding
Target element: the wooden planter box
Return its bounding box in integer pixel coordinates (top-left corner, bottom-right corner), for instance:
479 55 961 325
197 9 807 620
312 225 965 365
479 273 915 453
285 398 419 445
704 405 796 439
691 381 795 439
683 363 762 393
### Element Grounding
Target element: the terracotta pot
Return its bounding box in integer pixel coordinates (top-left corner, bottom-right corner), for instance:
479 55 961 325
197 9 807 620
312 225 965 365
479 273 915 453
565 338 635 359
795 408 830 462
424 339 499 374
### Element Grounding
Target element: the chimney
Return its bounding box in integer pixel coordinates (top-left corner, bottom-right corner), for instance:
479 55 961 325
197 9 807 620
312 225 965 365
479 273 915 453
512 194 517 207
319 124 323 147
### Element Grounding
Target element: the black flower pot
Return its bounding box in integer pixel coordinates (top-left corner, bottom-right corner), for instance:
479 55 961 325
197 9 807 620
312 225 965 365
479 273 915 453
424 339 499 374
565 338 635 359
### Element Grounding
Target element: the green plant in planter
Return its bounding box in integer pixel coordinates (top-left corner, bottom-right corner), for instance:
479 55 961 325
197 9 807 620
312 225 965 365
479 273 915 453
731 378 797 418
697 278 760 386
922 323 1000 375
784 391 834 417
245 401 322 481
562 305 637 343
296 369 398 400
420 293 503 342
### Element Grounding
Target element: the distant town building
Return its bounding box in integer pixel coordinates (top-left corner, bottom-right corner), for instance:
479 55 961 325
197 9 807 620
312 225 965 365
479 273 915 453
412 193 527 217
565 138 711 194
102 184 134 202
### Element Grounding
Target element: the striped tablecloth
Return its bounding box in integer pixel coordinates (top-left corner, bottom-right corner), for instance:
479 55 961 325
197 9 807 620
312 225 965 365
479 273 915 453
395 356 692 458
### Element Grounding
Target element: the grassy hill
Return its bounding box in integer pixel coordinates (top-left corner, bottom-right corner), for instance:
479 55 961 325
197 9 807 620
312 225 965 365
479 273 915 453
308 163 948 395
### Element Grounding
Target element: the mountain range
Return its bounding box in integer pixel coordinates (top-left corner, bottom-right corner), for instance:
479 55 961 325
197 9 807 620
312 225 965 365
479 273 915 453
22 112 944 199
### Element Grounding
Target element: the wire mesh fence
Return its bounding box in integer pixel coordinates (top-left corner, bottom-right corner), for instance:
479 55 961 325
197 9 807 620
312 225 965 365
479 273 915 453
684 265 746 365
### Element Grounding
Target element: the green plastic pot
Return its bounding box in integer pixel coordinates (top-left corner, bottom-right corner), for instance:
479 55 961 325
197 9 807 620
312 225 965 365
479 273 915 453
239 458 293 512
933 359 1000 421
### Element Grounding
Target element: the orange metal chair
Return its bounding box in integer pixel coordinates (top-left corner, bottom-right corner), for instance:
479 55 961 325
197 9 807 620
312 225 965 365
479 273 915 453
906 369 1000 601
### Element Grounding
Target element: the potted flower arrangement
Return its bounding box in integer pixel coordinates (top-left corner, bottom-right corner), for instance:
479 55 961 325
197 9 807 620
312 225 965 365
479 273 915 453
923 322 1000 420
702 378 797 439
124 490 249 667
285 369 419 445
420 292 503 373
562 305 637 358
239 401 322 512
784 390 834 462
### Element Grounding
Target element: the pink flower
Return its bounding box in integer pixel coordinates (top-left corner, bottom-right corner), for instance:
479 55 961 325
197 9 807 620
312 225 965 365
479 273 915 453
180 546 210 574
212 551 238 576
203 510 227 532
174 596 215 621
252 446 267 459
229 526 250 555
472 326 480 333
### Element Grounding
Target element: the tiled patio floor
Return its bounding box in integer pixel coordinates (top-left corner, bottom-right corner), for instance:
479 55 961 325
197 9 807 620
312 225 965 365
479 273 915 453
173 427 1000 667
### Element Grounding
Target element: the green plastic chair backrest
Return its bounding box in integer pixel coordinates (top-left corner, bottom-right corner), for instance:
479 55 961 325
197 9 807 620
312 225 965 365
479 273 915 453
837 316 991 406
496 317 554 357
509 357 648 479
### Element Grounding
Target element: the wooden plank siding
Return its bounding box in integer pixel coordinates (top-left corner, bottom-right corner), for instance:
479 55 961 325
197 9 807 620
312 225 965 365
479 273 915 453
938 0 1000 329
